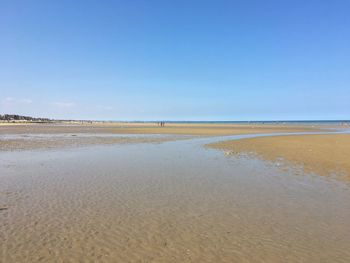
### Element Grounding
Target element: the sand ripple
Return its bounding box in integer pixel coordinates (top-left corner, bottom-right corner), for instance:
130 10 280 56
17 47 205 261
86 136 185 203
1 140 350 262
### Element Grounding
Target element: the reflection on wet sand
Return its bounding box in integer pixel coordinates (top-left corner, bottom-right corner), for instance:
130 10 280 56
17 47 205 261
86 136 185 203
0 133 191 151
1 134 350 262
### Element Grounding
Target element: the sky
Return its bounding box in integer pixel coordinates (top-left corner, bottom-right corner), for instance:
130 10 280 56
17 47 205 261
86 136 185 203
0 0 349 121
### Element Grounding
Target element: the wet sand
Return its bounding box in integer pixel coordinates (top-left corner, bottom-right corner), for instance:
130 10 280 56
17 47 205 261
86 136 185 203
1 126 350 262
0 122 328 151
0 134 190 151
0 122 327 136
209 134 350 181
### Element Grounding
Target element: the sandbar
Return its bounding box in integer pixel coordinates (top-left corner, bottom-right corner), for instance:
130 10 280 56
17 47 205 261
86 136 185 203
209 134 350 181
0 122 328 135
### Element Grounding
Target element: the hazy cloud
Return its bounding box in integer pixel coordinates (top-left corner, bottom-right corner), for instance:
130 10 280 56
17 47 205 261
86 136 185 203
2 97 33 105
52 102 76 108
96 105 115 111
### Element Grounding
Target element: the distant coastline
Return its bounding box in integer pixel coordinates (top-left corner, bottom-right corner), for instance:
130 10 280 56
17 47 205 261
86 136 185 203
0 114 349 126
0 114 52 123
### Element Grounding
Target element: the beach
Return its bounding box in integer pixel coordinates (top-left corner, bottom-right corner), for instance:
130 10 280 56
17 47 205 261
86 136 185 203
0 121 327 135
0 122 328 151
3 0 349 261
1 123 350 262
209 134 350 181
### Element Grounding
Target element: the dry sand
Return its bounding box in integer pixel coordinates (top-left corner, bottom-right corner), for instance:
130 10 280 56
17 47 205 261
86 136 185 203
209 134 350 181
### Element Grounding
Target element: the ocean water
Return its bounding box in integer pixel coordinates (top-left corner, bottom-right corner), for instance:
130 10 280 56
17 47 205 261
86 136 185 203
119 120 350 125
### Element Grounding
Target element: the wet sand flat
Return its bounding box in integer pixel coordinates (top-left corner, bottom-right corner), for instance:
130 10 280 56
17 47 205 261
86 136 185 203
0 122 327 136
209 134 350 181
1 130 350 262
0 134 189 151
0 123 329 151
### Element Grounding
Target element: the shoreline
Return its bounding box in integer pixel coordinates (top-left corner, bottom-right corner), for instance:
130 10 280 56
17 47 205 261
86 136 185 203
0 122 331 135
0 122 335 151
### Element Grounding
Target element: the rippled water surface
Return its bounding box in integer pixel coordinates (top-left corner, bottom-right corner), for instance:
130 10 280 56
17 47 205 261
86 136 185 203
1 134 350 262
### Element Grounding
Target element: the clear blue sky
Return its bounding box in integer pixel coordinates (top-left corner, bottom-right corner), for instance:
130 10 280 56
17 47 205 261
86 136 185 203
1 0 349 120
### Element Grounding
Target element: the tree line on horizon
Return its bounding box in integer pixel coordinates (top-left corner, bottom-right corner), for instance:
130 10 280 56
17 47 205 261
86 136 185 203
0 114 51 122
